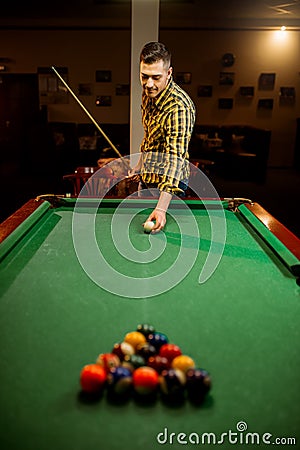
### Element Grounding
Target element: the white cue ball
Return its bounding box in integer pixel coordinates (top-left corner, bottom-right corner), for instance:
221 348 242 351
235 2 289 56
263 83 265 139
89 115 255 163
143 220 155 233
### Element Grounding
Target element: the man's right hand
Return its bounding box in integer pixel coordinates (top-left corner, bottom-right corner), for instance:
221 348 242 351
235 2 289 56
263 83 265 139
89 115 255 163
127 163 141 182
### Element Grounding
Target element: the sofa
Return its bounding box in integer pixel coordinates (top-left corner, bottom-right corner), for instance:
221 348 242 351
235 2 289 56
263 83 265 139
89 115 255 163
188 124 271 183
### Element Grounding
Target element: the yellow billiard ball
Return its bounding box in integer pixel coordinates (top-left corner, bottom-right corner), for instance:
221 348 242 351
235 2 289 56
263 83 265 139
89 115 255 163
124 331 146 349
171 355 195 373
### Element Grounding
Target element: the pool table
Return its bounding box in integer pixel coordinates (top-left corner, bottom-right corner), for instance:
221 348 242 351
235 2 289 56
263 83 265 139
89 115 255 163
0 195 299 450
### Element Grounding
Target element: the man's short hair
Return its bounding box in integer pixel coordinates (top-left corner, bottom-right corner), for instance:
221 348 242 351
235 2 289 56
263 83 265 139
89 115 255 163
140 42 171 68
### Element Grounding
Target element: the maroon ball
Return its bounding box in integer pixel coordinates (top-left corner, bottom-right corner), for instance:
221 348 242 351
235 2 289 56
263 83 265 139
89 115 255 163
112 342 135 361
148 355 170 374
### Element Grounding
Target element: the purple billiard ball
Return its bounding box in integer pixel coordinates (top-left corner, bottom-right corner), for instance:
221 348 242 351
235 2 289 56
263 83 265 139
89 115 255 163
186 368 212 404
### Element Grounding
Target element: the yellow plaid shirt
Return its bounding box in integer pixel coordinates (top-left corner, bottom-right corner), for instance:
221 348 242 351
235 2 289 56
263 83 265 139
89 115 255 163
140 77 196 193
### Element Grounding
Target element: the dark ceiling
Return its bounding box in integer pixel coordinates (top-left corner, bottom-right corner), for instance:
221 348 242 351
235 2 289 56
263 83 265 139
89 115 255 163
1 0 300 28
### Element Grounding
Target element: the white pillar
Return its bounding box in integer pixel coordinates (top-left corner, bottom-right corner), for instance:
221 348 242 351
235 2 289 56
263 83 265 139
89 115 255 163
130 0 160 159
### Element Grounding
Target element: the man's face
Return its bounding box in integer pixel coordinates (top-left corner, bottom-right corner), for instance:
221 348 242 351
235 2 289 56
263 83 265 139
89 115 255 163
140 59 172 98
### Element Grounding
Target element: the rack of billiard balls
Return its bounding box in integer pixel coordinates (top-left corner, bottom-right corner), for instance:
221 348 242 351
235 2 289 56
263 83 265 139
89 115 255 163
79 324 212 404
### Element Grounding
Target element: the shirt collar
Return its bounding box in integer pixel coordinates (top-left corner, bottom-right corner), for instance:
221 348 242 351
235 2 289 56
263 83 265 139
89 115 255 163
153 77 174 110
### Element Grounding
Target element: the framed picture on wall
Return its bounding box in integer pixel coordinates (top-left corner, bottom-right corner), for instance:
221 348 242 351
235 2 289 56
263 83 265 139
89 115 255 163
175 72 192 85
240 86 254 97
258 73 276 90
38 66 69 104
258 98 274 109
279 86 296 105
219 72 235 85
197 85 213 97
279 87 295 98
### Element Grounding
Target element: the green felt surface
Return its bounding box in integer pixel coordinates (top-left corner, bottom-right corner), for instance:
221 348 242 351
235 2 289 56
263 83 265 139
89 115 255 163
0 199 299 450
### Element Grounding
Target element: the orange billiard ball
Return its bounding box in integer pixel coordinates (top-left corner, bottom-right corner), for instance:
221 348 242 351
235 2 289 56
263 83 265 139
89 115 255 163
132 366 159 395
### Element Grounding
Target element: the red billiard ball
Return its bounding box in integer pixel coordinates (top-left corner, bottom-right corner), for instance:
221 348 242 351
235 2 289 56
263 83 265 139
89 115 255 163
147 355 170 374
96 353 120 373
132 366 159 395
80 364 107 393
159 343 182 362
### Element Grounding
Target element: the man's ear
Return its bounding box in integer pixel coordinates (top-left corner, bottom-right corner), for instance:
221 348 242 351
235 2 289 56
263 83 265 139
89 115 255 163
167 66 173 79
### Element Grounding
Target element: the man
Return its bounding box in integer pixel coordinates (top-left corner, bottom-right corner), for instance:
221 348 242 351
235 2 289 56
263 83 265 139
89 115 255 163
129 41 196 233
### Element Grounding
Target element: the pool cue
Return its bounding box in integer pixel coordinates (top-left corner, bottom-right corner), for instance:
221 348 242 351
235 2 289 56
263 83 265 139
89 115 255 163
51 66 127 164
